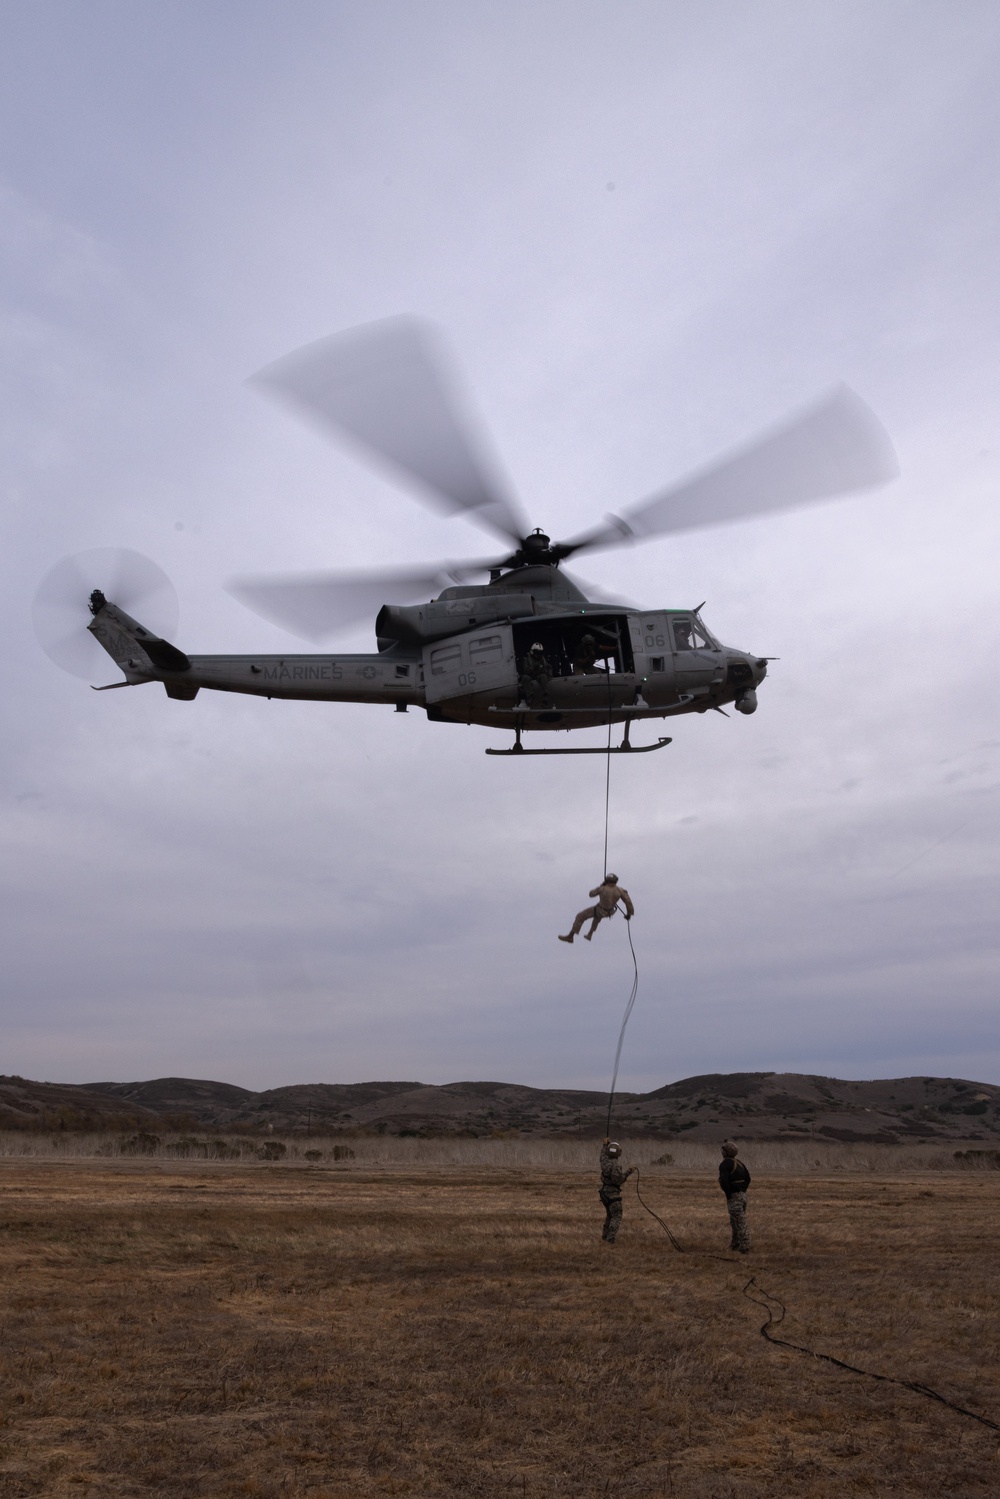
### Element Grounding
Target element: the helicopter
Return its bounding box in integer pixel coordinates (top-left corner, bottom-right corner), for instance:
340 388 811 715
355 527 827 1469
34 317 899 755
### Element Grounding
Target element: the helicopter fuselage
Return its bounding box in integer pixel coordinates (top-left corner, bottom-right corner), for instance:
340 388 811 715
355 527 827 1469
87 564 766 732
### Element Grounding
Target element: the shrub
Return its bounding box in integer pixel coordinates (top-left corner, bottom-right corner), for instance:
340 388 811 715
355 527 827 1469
119 1132 161 1157
208 1139 241 1160
164 1136 204 1158
256 1140 287 1161
332 1144 355 1162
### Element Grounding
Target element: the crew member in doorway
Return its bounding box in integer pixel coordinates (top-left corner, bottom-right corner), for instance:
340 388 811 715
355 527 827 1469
599 1138 634 1243
518 641 551 709
559 874 634 943
572 627 618 675
719 1139 751 1253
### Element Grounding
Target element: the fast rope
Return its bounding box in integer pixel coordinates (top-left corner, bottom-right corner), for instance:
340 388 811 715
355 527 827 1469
629 1172 1000 1435
600 658 640 1141
604 917 639 1138
593 659 997 1436
743 1277 1000 1433
631 1166 683 1252
601 659 613 877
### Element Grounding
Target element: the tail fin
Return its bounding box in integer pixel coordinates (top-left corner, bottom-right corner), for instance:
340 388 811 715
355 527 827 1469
87 590 194 691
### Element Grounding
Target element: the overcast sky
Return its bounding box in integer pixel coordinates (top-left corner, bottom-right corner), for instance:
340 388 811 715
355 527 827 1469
2 2 998 1093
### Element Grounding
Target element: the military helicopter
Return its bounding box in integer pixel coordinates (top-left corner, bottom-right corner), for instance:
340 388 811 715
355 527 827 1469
33 318 898 755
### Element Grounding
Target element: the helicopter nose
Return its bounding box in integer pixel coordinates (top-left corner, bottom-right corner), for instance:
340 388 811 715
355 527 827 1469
733 657 768 713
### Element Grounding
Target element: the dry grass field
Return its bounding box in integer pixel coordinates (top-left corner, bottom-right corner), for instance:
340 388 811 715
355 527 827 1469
1 1154 998 1498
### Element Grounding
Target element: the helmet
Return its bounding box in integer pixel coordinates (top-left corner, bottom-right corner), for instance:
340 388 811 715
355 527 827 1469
606 1141 621 1157
605 873 618 884
721 1139 738 1158
530 641 545 653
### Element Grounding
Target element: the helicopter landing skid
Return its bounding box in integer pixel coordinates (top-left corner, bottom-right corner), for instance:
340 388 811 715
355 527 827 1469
486 729 672 756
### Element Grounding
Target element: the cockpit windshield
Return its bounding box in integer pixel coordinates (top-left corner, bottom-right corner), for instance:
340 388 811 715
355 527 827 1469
670 615 717 651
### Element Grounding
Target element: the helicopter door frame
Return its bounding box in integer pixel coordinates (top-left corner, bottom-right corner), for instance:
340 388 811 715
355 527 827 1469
632 611 673 682
423 624 517 705
509 614 635 681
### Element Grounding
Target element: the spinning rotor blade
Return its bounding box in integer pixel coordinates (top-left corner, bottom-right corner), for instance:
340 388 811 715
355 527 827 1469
559 567 632 608
562 385 899 556
226 563 487 643
252 317 529 546
33 548 179 679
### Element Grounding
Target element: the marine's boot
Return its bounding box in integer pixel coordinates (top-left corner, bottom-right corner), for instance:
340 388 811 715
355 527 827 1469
559 934 573 943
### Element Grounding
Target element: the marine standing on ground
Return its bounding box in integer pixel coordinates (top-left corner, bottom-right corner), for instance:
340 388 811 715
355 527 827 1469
598 1139 634 1243
719 1139 751 1252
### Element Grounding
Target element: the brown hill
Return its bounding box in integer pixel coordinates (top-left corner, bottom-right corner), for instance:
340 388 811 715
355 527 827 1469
0 1076 161 1132
2 1070 998 1143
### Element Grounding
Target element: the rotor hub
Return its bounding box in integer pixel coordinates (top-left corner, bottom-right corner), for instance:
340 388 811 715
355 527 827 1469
500 528 564 570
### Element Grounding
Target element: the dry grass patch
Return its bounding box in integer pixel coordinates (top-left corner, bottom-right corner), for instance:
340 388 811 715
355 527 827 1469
0 1161 997 1497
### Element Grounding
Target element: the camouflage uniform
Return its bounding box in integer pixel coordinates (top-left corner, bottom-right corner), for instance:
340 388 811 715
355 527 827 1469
518 649 551 709
719 1153 751 1252
563 880 635 942
726 1190 750 1252
599 1142 634 1242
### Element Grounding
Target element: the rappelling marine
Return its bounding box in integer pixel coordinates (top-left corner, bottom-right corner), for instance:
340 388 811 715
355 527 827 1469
560 874 634 943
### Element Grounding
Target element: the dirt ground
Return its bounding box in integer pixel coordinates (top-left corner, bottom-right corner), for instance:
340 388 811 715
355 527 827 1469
1 1160 998 1497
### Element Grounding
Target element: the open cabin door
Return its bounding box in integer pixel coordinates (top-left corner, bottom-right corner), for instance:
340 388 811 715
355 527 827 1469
422 624 517 705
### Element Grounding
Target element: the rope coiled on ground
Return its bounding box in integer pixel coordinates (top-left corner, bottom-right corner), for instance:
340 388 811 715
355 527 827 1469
629 1173 1000 1435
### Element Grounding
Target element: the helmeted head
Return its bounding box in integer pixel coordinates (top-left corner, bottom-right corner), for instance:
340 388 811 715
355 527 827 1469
721 1140 738 1158
604 873 618 885
530 642 545 654
606 1141 622 1157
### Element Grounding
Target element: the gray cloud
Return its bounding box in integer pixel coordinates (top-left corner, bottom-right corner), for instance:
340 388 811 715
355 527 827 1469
2 2 998 1091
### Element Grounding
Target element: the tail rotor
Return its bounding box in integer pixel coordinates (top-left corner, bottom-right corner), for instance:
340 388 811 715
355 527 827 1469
32 548 179 679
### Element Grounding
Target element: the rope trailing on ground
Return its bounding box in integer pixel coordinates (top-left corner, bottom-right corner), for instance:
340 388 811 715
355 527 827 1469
629 1175 1000 1435
631 1166 684 1252
742 1276 1000 1434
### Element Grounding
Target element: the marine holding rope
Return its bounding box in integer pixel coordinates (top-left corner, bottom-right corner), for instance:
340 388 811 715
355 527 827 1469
719 1139 751 1253
559 874 634 944
598 1138 634 1243
517 641 552 709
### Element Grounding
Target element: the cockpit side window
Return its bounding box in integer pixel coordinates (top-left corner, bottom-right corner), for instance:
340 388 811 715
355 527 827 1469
671 616 714 651
671 616 694 651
